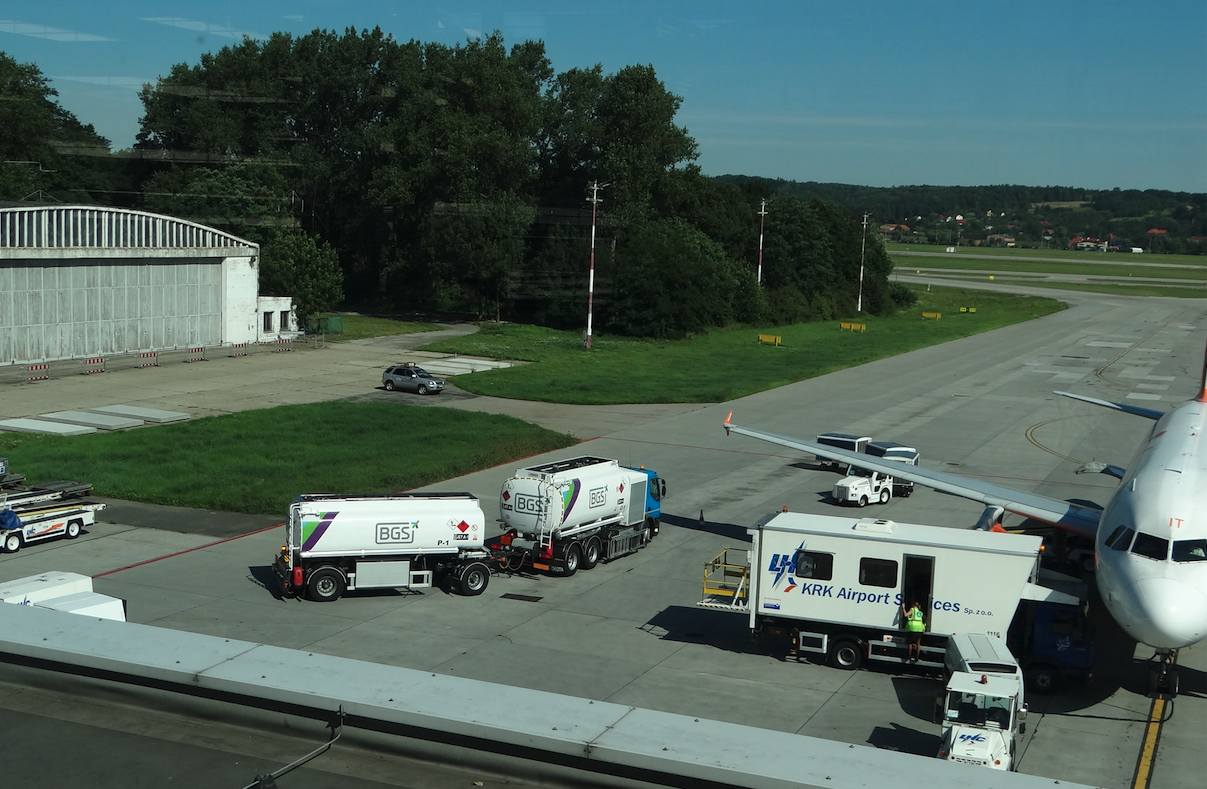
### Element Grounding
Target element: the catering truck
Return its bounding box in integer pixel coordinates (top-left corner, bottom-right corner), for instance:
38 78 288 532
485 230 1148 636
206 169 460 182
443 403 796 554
492 456 666 576
698 511 1093 677
937 670 1027 771
274 493 494 602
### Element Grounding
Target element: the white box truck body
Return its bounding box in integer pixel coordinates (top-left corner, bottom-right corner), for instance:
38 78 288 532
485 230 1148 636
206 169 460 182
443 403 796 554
274 493 494 602
495 456 665 576
814 433 871 469
699 512 1076 671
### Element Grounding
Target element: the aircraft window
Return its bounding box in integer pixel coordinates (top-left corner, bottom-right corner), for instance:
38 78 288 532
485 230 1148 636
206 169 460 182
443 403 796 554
859 558 898 588
1107 526 1134 552
794 550 834 580
1172 539 1207 563
1131 533 1169 561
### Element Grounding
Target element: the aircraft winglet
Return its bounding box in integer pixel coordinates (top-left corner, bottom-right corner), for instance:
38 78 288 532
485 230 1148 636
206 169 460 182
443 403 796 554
723 410 733 435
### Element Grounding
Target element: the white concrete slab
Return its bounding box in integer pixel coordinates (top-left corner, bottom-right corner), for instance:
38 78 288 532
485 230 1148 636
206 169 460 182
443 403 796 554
423 358 512 375
1125 392 1163 401
89 405 190 423
39 410 144 430
0 418 97 436
1085 341 1131 347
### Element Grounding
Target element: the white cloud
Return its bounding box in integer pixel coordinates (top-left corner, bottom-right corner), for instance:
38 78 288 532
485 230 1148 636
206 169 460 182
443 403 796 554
0 19 114 41
141 17 263 41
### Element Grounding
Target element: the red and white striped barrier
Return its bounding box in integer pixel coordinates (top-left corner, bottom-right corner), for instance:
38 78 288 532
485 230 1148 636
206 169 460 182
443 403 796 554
137 351 159 368
186 347 207 363
228 343 248 358
26 363 49 383
80 357 106 374
272 338 292 353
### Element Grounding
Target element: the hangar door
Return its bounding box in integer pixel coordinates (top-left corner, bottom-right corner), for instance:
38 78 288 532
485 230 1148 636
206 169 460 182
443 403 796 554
0 258 223 364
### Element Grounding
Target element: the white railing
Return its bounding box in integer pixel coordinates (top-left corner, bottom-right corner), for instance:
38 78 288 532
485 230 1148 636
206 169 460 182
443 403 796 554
0 206 254 250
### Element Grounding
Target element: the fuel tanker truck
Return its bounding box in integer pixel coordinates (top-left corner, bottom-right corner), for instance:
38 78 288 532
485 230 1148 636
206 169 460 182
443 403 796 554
490 456 666 576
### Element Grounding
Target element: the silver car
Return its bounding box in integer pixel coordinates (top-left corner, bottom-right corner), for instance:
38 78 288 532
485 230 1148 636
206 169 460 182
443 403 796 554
382 364 445 395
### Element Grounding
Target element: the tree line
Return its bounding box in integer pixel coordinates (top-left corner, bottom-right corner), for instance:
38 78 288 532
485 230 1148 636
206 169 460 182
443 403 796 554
725 177 1206 254
2 34 901 333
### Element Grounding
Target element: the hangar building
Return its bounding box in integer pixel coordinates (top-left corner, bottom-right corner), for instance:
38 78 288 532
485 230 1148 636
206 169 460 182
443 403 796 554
0 205 292 366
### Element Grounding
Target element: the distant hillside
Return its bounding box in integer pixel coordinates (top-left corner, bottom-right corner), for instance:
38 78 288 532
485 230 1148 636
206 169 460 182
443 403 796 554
717 176 1207 254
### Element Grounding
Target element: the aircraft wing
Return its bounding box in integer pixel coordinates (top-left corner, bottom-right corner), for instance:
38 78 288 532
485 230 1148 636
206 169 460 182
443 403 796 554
1055 390 1164 421
722 414 1102 537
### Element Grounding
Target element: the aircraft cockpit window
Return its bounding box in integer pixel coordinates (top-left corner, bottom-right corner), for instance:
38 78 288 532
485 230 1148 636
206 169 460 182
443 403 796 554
1172 539 1207 563
1106 526 1134 552
1130 532 1169 561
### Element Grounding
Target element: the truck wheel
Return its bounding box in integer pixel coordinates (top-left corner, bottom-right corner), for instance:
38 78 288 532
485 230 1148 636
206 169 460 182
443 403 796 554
307 567 346 602
563 544 581 576
1027 665 1059 694
829 639 863 670
879 489 890 505
3 532 21 553
582 538 601 569
857 495 868 508
65 519 83 539
459 563 489 596
645 517 659 539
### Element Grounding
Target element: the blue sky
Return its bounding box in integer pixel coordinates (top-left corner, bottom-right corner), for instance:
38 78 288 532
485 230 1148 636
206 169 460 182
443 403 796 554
3 1 1205 192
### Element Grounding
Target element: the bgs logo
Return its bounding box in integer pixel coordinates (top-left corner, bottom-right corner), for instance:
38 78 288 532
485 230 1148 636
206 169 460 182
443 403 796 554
376 522 416 544
588 486 607 508
514 494 543 515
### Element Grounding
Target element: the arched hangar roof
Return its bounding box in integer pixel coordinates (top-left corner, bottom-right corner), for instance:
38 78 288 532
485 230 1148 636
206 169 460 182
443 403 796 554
0 205 257 259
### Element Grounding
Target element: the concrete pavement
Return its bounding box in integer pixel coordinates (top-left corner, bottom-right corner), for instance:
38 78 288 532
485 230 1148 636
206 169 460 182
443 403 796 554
2 293 1205 788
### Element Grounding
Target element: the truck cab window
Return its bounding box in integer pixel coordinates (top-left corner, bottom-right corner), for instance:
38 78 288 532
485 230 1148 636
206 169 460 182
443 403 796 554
794 550 834 580
1130 532 1169 561
859 557 897 588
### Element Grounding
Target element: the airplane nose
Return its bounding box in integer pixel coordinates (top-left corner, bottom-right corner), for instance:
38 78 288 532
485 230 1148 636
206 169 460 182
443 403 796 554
1132 578 1207 649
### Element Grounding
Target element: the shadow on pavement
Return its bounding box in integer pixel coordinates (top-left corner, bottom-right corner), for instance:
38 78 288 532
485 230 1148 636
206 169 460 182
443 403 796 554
867 722 941 757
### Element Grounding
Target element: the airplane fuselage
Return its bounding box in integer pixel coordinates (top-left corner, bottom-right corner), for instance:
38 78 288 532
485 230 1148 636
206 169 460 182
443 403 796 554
1094 399 1207 649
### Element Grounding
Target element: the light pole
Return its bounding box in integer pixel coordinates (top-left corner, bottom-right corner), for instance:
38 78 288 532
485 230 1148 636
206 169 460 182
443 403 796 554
585 180 607 349
857 212 869 313
756 198 768 285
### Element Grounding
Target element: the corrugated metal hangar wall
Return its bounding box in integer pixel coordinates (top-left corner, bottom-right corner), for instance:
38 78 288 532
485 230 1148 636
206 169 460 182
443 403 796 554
0 206 260 365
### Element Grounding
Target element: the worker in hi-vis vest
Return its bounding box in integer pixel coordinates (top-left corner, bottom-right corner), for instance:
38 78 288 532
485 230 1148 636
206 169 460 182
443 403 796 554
902 600 925 662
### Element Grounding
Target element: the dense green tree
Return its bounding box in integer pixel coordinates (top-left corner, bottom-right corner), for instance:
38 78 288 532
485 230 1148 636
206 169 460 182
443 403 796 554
259 228 344 324
608 218 756 338
0 51 116 202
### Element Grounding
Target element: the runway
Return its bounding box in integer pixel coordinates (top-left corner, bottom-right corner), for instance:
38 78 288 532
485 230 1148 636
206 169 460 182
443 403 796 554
1 288 1203 788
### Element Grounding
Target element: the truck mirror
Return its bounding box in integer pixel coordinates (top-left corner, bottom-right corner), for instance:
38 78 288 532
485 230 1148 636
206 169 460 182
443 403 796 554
660 479 667 497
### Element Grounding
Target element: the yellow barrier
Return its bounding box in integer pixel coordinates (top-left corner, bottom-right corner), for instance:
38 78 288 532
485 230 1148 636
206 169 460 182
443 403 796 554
757 334 782 346
840 322 866 333
959 307 977 314
922 312 941 320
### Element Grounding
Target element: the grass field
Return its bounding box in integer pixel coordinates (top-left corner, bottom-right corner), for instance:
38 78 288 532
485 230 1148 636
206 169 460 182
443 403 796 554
891 255 1205 281
886 243 1207 267
318 314 443 342
421 286 1065 404
0 403 576 515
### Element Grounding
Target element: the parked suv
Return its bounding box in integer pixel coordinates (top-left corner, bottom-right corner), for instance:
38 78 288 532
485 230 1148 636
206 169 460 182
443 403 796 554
382 364 445 395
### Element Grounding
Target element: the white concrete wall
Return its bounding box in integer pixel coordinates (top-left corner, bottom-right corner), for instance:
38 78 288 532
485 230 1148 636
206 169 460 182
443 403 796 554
255 295 296 341
221 254 260 345
0 258 224 363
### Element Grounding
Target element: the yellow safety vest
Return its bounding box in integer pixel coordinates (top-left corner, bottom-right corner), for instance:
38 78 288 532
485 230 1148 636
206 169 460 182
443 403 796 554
907 607 925 632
